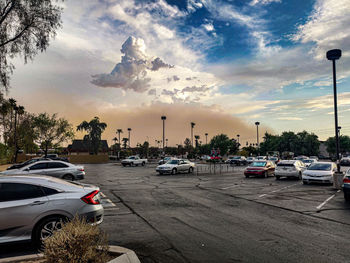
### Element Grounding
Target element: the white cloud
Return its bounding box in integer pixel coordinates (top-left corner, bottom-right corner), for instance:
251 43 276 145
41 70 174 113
91 36 173 92
203 23 215 32
293 0 350 60
250 0 281 6
277 117 303 121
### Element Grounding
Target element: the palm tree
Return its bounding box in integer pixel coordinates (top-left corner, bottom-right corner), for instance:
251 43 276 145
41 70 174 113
112 137 118 145
194 135 200 148
122 137 129 149
116 129 123 146
77 117 107 155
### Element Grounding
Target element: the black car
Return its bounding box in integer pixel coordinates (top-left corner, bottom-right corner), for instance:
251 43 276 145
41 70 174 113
6 158 51 170
340 158 350 166
227 156 247 166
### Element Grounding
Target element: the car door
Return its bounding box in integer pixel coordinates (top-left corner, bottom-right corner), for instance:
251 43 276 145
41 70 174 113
0 182 49 243
47 162 69 178
178 160 186 172
27 162 49 175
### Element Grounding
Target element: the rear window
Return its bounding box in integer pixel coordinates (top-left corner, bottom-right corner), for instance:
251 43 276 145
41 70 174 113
308 163 331 171
251 162 266 167
48 162 69 169
277 163 294 167
0 183 45 202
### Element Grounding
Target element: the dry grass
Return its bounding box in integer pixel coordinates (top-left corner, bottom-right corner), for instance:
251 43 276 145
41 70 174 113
43 216 109 263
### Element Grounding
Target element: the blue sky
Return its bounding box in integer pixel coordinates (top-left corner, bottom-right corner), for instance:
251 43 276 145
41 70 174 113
9 0 350 144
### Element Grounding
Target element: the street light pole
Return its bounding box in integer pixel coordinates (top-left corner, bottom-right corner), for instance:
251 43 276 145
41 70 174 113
327 49 342 172
205 133 208 144
128 128 131 148
255 122 260 155
161 116 166 153
191 122 195 147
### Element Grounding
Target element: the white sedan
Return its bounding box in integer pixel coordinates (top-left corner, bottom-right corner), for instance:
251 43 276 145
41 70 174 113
302 162 337 184
156 159 195 175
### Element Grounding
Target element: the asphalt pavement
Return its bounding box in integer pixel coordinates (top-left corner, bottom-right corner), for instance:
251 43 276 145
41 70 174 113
2 163 350 263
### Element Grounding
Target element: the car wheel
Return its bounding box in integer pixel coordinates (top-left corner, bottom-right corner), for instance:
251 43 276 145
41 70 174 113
245 175 249 178
158 172 163 175
303 180 308 185
32 216 67 247
130 162 133 166
62 174 74 181
275 176 280 180
142 162 145 166
122 163 126 167
171 168 177 175
344 191 350 202
188 167 194 174
298 172 302 180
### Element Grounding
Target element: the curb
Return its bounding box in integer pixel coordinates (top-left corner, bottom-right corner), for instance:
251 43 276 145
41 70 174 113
0 245 140 263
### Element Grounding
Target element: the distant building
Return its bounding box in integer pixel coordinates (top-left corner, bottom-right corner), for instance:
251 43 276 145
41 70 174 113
67 140 109 155
319 141 330 158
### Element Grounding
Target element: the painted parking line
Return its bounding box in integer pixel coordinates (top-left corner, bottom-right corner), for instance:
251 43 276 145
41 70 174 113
259 183 300 198
100 192 117 208
316 190 341 210
100 192 106 198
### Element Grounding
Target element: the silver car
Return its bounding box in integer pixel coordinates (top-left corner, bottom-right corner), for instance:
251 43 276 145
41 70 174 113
0 160 85 181
156 159 195 175
275 160 306 180
0 175 103 245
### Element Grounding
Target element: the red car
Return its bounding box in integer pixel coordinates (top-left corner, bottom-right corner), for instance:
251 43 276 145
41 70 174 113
244 160 276 178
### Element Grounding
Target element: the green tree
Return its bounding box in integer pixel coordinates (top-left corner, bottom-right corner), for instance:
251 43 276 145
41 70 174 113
77 117 107 155
0 0 63 89
210 134 235 156
325 135 350 156
33 113 74 157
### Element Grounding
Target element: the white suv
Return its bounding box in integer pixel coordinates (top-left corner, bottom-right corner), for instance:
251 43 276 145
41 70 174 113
275 160 306 180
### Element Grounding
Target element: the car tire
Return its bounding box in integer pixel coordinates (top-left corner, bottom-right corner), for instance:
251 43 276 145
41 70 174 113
344 191 350 202
171 168 177 175
303 180 308 185
298 172 302 180
158 172 163 175
142 162 145 166
130 162 133 166
275 176 280 180
122 163 126 167
62 174 74 181
245 175 249 178
188 167 194 174
32 215 67 248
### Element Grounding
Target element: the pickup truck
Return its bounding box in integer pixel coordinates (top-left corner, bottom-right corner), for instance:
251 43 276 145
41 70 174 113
121 156 148 167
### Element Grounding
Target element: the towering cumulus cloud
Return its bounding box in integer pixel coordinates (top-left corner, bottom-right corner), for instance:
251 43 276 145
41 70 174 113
91 36 173 92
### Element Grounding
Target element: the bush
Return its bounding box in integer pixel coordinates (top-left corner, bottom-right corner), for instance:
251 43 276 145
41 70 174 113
44 216 109 263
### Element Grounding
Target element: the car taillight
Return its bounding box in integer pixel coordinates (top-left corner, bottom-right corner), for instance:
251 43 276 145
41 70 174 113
79 168 84 172
343 177 350 184
81 190 100 205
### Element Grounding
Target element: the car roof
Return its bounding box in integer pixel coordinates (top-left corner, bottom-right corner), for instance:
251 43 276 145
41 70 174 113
278 160 297 164
0 174 77 187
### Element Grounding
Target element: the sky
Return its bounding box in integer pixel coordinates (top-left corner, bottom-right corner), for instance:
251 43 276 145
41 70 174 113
7 0 350 146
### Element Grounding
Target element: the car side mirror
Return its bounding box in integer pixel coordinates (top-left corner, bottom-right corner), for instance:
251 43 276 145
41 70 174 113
24 168 30 172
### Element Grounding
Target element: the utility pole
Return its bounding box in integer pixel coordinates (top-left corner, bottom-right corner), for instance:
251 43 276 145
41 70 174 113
128 128 131 148
161 116 166 154
191 122 195 147
205 133 208 144
255 122 260 155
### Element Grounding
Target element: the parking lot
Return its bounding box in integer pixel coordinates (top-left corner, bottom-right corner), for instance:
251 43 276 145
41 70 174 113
86 163 350 263
2 162 350 262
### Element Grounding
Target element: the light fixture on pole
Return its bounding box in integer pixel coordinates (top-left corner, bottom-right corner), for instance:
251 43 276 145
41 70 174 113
327 49 342 173
161 116 166 152
127 128 131 148
255 122 260 154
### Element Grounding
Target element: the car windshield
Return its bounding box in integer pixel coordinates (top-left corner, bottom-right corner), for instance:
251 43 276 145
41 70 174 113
168 160 179 164
269 157 277 160
251 161 266 167
129 157 135 159
232 156 240 159
308 163 331 171
303 160 313 163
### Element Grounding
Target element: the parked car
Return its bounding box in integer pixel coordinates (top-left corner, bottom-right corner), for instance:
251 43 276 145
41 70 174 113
1 160 85 181
246 157 255 164
294 155 309 161
310 156 319 161
268 156 279 164
226 156 247 166
121 156 148 167
0 175 103 246
303 159 315 167
6 158 51 170
302 162 337 184
201 155 211 161
343 169 350 201
156 159 195 175
256 156 267 160
275 160 305 180
158 157 174 165
340 157 350 166
244 161 275 178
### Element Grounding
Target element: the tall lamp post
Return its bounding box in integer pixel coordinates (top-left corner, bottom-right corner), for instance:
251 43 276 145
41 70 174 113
237 134 240 144
127 128 131 148
255 122 260 155
161 116 166 154
327 49 342 173
205 133 208 144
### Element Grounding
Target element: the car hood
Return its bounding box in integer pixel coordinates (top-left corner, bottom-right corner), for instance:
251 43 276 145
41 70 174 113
0 169 24 175
303 170 332 176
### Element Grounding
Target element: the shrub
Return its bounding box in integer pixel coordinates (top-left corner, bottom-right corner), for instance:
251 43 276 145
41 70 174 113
44 216 109 263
